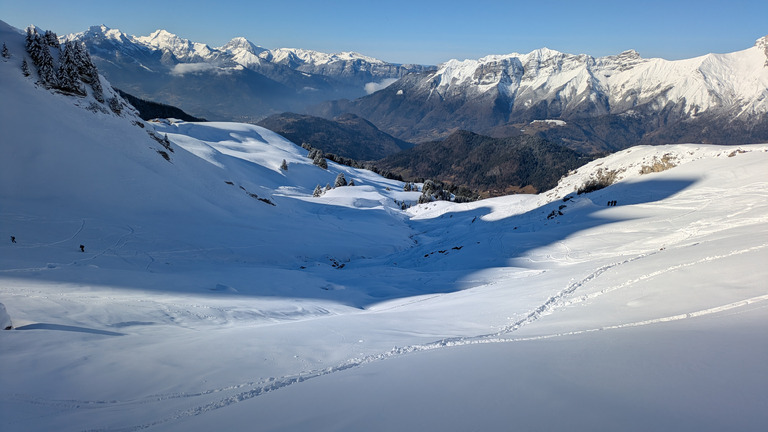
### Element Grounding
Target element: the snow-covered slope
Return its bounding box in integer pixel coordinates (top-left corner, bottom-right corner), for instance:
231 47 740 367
2 21 768 432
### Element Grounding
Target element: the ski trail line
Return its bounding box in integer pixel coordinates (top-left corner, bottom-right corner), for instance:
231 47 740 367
565 243 768 306
9 246 767 431
80 292 768 432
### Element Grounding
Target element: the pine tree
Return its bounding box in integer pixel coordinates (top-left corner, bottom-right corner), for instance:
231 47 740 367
334 173 347 187
36 47 57 87
25 27 57 87
91 79 104 102
312 185 323 197
348 179 355 186
325 183 332 191
108 96 122 114
70 42 104 101
2 43 9 59
43 30 60 49
280 159 288 170
21 59 30 76
57 42 85 95
313 153 327 169
71 42 91 79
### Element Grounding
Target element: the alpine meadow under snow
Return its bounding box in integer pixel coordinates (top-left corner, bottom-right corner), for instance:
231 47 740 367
2 20 768 432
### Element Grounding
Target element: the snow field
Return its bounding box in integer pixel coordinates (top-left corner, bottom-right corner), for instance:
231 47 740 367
2 21 768 431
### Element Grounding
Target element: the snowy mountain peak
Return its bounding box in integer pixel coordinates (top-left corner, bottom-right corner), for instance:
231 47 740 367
219 37 268 68
220 37 267 58
263 48 387 67
220 37 266 55
134 29 216 61
756 35 768 62
61 25 132 45
136 29 183 46
524 47 565 60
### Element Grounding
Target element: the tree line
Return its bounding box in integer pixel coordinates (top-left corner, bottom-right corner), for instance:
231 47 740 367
24 27 105 103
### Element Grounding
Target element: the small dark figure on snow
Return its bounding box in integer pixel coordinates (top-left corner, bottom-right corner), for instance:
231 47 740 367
80 244 85 252
10 236 16 243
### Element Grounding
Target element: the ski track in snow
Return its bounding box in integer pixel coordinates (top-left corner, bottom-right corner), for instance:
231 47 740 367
10 242 767 432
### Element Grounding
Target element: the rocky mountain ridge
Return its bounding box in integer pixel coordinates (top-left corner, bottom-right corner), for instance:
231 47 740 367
312 36 768 152
63 25 431 121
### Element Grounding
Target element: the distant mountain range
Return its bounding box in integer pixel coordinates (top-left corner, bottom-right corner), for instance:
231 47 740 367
64 25 768 156
63 26 432 122
311 37 768 152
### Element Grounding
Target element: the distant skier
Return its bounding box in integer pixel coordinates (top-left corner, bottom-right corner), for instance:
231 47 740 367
10 236 15 243
80 244 85 252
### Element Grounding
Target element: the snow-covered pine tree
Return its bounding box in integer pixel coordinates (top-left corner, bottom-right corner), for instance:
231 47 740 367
325 183 332 191
421 179 437 196
69 42 103 101
348 179 355 186
90 74 104 102
108 96 122 114
2 43 9 59
25 27 57 88
280 159 288 170
334 173 347 187
162 134 173 152
35 46 57 88
313 153 327 169
25 27 36 53
313 185 323 197
43 30 60 49
56 42 86 95
21 59 30 76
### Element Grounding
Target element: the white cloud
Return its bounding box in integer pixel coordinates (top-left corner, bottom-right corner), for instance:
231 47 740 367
170 63 220 76
364 78 398 94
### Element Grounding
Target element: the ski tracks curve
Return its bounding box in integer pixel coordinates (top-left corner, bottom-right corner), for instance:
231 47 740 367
11 244 768 431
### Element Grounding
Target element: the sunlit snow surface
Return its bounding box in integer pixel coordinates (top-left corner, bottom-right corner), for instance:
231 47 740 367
2 22 768 432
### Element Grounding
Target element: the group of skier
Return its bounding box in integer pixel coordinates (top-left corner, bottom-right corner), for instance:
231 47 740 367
10 235 84 252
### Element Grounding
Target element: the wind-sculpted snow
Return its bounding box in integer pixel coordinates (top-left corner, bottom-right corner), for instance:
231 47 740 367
2 21 768 431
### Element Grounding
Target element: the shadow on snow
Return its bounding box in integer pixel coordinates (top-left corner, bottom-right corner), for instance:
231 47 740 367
0 178 697 309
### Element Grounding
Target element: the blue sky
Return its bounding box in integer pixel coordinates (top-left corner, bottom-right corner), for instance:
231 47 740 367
2 0 766 64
